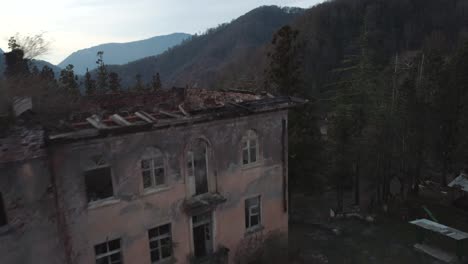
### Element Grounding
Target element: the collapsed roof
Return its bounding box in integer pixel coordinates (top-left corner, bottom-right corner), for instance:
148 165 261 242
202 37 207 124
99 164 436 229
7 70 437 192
0 88 307 163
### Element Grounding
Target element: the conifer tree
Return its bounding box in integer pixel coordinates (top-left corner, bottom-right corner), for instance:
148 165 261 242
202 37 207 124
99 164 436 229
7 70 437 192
84 68 96 95
108 72 121 93
151 72 162 91
96 51 108 94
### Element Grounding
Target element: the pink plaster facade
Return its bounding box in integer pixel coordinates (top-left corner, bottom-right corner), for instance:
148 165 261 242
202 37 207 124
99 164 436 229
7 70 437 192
47 110 289 264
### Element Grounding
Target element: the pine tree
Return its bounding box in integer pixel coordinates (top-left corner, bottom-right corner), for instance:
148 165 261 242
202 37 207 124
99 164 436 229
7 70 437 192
59 64 79 96
96 51 108 94
108 72 121 93
133 74 145 92
84 68 96 96
40 65 55 81
151 72 162 91
266 25 301 95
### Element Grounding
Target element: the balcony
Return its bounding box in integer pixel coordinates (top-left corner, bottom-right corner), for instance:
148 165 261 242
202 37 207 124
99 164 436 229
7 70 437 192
183 192 227 215
189 246 229 264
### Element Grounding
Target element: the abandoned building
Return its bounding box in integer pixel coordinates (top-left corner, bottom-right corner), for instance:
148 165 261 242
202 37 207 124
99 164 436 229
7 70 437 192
0 88 304 264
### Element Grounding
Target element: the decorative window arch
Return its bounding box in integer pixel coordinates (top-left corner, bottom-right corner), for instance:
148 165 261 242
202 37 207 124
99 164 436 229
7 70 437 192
187 139 209 196
141 147 166 189
242 130 259 165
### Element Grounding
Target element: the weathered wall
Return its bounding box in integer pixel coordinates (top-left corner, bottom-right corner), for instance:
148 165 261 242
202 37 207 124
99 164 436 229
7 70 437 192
0 159 65 264
50 110 288 264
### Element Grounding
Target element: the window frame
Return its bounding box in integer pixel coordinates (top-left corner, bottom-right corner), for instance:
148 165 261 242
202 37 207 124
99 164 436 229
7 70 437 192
141 151 166 191
148 223 173 263
94 238 123 264
245 195 262 231
186 139 210 196
242 130 259 166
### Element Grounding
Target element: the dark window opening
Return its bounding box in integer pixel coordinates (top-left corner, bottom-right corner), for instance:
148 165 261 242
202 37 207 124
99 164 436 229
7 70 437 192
85 167 114 203
0 193 7 227
192 212 213 258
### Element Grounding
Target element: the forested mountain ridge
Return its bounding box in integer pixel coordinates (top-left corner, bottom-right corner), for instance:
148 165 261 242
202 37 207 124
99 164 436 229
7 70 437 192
59 33 191 75
280 0 468 206
101 6 303 88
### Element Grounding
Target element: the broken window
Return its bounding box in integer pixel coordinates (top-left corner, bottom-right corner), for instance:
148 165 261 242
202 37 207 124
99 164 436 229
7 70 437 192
94 238 122 264
242 130 258 165
141 148 165 189
187 139 209 196
148 223 172 262
192 212 213 258
245 196 261 230
0 192 7 227
85 167 114 203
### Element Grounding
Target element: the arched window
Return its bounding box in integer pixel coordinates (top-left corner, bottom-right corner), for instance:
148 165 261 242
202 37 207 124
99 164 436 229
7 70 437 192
187 139 209 196
141 147 166 189
242 130 259 165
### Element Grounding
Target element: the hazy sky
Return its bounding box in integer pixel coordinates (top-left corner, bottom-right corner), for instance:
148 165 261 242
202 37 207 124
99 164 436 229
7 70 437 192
0 0 323 64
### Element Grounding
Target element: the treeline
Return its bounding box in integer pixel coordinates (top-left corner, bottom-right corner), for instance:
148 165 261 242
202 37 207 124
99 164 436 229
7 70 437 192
0 37 164 129
268 0 468 210
2 37 164 96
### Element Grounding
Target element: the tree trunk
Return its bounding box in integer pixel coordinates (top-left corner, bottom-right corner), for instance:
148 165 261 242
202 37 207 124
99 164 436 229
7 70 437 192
354 159 361 205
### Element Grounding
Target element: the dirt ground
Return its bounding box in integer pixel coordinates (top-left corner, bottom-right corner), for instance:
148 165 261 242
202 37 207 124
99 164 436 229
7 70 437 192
288 191 463 264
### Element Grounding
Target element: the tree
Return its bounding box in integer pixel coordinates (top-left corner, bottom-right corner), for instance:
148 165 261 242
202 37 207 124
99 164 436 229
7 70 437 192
108 72 121 93
4 38 30 77
132 74 145 92
151 72 162 91
96 51 108 94
40 65 55 81
267 25 323 197
84 68 97 96
59 64 79 96
266 25 302 95
8 33 49 59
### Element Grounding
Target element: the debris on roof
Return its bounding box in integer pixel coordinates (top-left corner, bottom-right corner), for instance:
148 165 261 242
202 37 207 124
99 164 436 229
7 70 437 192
48 88 307 143
0 126 45 164
0 87 307 163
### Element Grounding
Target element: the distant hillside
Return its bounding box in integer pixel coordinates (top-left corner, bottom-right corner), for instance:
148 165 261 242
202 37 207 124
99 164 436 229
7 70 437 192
103 6 303 88
30 59 62 77
60 33 191 75
0 48 61 78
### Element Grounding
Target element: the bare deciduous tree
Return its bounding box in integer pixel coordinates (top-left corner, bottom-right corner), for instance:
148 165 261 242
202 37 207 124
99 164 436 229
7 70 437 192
9 33 50 59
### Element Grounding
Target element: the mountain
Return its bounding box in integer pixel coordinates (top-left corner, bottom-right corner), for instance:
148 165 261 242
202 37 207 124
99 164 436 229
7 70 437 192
103 6 303 88
30 59 62 77
59 33 191 75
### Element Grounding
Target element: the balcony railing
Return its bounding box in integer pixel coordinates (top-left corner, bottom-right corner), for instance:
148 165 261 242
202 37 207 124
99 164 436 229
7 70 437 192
189 246 229 264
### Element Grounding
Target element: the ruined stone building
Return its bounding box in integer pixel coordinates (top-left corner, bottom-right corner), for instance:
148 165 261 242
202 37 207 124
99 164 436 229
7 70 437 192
0 88 304 264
